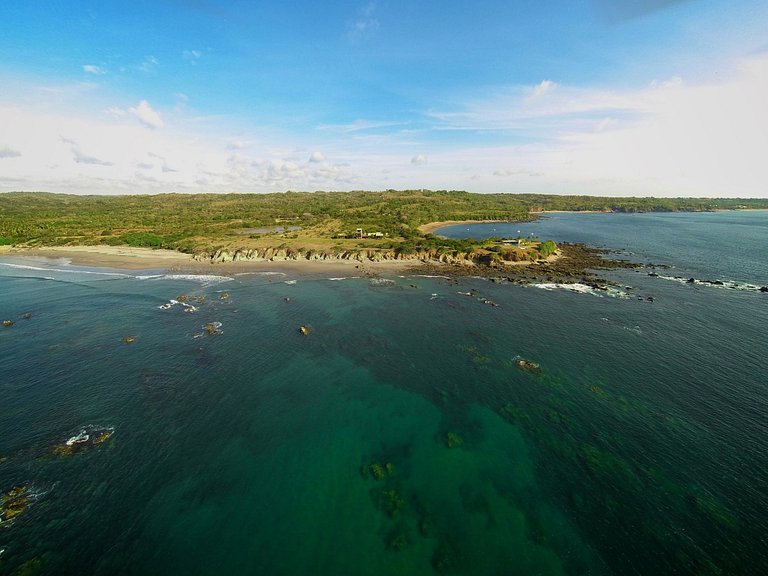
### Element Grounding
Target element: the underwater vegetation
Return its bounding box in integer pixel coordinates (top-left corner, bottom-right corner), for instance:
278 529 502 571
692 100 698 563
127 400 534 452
445 432 463 449
0 486 30 524
492 362 748 575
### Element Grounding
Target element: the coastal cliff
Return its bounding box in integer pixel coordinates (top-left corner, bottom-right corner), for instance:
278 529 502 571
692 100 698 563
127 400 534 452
192 246 487 266
191 244 639 286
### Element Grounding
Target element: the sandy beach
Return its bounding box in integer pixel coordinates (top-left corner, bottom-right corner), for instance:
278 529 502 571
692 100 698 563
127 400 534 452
0 245 417 276
417 219 510 235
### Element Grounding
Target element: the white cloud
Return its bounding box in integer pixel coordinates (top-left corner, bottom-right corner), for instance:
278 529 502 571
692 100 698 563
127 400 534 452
2 53 766 197
529 80 557 100
0 146 21 158
82 65 106 75
130 100 164 129
417 54 768 196
493 169 524 177
182 50 202 64
317 119 403 133
594 117 613 133
543 55 768 195
72 147 113 166
411 154 427 165
138 56 159 72
346 2 379 43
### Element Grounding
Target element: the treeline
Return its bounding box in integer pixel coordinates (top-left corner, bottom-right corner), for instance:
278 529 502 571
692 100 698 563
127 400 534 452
1 190 766 251
517 194 767 213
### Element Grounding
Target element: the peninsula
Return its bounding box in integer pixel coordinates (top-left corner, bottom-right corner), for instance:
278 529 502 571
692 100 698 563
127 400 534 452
2 190 766 283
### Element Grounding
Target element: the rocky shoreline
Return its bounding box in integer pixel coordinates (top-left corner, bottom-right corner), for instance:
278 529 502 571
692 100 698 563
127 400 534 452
404 243 640 287
192 243 641 288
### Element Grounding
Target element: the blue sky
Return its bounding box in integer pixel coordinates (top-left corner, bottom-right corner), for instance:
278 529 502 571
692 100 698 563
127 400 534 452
1 0 767 196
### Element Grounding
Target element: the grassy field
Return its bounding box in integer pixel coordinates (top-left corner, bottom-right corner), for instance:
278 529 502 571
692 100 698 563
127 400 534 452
2 190 766 255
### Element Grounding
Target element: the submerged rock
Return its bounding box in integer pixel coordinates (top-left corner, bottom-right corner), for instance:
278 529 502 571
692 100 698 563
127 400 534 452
299 325 312 336
203 322 223 335
514 357 541 374
445 432 463 448
2 320 13 327
51 425 114 458
1 485 31 524
364 462 394 480
378 489 406 517
122 335 136 345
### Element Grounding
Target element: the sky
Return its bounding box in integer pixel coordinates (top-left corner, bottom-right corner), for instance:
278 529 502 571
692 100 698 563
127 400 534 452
1 0 767 197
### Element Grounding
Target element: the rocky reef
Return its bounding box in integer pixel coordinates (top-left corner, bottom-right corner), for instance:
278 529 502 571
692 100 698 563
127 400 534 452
514 357 542 375
410 243 640 288
0 486 31 524
51 426 114 458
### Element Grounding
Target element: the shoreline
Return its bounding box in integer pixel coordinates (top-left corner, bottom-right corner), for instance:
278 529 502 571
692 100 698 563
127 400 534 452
0 245 418 276
0 243 641 290
0 243 563 278
417 208 768 236
417 219 511 235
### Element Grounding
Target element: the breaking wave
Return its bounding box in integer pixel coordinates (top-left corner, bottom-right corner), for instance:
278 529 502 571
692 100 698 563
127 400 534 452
530 282 630 299
649 273 766 293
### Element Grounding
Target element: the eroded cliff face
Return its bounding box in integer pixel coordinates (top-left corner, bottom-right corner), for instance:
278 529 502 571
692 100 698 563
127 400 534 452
192 246 481 265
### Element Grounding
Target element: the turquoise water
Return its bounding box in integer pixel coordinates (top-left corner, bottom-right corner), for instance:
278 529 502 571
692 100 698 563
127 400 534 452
1 211 766 575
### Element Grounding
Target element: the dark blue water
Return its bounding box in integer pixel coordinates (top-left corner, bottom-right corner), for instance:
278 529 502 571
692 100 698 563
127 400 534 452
438 210 768 284
1 211 766 575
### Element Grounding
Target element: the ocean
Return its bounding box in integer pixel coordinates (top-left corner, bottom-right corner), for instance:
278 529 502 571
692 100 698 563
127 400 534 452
1 211 766 575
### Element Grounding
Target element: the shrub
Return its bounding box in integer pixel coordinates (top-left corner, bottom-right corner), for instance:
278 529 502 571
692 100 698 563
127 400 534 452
539 240 557 257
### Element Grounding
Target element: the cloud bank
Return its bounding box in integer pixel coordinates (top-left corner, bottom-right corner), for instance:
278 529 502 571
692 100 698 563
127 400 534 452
1 53 766 196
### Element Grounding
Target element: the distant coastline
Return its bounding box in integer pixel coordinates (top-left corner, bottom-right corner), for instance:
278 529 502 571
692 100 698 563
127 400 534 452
417 212 617 235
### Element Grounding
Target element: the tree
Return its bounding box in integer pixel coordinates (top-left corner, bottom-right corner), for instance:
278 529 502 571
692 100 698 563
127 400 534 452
539 240 557 257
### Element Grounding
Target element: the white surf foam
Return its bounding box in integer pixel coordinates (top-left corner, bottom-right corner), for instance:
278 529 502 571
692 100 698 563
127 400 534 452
654 274 763 292
0 262 130 278
531 282 629 298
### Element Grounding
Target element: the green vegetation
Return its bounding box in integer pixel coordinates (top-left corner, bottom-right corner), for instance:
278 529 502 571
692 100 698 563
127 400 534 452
539 239 557 257
1 190 766 254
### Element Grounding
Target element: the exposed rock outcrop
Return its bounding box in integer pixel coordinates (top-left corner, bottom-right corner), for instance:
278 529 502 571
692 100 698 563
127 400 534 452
193 246 498 266
190 243 641 288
